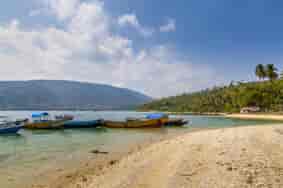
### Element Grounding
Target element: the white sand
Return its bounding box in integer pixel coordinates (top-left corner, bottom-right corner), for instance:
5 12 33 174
71 125 283 188
226 113 283 121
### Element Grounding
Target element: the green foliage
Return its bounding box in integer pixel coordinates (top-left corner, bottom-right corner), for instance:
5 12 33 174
255 64 278 81
255 64 266 80
140 80 283 113
265 64 278 81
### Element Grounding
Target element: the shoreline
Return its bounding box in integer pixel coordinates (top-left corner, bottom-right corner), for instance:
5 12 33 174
143 110 283 121
140 111 227 116
30 128 196 188
78 124 283 188
33 124 283 188
225 113 283 121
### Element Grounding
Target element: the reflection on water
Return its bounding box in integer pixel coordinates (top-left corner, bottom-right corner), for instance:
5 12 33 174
0 111 279 188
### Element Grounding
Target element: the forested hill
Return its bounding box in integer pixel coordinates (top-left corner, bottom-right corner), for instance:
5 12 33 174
140 80 283 113
0 80 152 110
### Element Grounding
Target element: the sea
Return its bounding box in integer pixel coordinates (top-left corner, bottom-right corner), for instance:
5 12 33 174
0 111 279 188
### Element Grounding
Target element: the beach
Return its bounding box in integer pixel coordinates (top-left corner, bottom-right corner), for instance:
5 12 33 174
2 111 272 188
226 113 283 121
31 124 283 188
29 128 187 188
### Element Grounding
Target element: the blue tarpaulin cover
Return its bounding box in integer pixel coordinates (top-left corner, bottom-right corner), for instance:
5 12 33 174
32 112 49 118
146 113 166 119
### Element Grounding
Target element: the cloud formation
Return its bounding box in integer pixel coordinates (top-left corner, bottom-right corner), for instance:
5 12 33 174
0 0 217 97
118 13 154 37
160 18 176 32
42 0 79 20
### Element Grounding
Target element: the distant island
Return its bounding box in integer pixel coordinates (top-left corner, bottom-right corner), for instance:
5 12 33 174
0 80 152 110
140 64 283 113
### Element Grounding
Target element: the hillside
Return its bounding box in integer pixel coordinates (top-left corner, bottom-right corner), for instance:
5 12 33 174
0 80 152 110
140 80 283 113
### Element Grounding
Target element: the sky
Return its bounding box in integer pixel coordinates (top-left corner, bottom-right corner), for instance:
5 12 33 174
1 0 283 98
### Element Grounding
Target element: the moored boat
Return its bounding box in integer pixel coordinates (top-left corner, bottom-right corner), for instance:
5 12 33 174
55 114 74 121
104 118 163 128
24 120 66 129
63 119 104 129
104 120 127 128
0 120 25 134
146 113 188 127
24 112 66 129
0 125 23 134
146 113 169 124
163 118 188 127
127 118 163 128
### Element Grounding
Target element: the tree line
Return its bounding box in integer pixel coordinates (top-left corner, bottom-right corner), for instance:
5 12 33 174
140 64 283 113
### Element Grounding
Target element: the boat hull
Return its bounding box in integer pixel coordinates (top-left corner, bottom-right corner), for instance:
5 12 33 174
63 120 104 129
105 119 163 128
164 118 188 127
0 126 22 134
104 121 127 128
24 120 66 129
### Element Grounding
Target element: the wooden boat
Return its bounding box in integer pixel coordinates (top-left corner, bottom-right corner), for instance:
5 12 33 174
104 118 163 128
163 118 188 127
24 120 66 129
146 113 188 127
55 114 74 121
0 121 24 134
63 119 104 129
0 125 23 134
24 112 66 129
146 113 169 124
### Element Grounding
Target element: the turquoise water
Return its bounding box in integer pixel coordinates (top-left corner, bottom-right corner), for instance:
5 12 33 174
0 111 279 187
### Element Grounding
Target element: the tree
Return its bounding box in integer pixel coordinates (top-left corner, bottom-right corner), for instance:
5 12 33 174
255 64 266 80
265 64 278 81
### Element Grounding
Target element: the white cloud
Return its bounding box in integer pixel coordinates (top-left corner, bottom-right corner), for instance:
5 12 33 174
118 14 139 28
118 13 154 37
160 18 176 32
40 0 80 20
0 0 217 97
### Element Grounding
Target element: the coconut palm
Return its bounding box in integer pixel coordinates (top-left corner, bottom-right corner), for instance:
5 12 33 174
265 64 278 81
255 64 266 80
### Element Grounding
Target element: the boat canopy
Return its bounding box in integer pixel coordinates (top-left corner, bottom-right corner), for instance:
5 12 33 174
32 112 49 118
146 113 167 119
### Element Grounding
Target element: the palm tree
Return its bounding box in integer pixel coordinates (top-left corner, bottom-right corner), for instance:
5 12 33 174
265 64 278 81
255 64 266 80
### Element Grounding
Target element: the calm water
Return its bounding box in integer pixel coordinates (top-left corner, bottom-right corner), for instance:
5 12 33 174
0 111 279 187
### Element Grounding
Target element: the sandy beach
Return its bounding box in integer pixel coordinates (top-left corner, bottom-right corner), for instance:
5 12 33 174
29 128 190 188
226 113 283 121
43 124 283 188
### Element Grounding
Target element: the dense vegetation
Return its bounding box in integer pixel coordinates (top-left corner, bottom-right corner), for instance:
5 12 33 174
141 64 283 113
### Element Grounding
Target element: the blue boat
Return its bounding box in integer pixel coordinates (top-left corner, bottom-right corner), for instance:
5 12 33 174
0 121 23 134
63 119 104 129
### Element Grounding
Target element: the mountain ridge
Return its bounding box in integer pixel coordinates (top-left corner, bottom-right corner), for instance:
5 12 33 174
0 80 152 110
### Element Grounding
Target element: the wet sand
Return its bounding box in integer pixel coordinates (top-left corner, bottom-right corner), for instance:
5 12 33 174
60 124 283 188
29 124 283 188
29 128 192 188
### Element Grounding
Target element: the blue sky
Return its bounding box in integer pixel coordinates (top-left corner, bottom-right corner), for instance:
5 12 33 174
0 0 283 97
